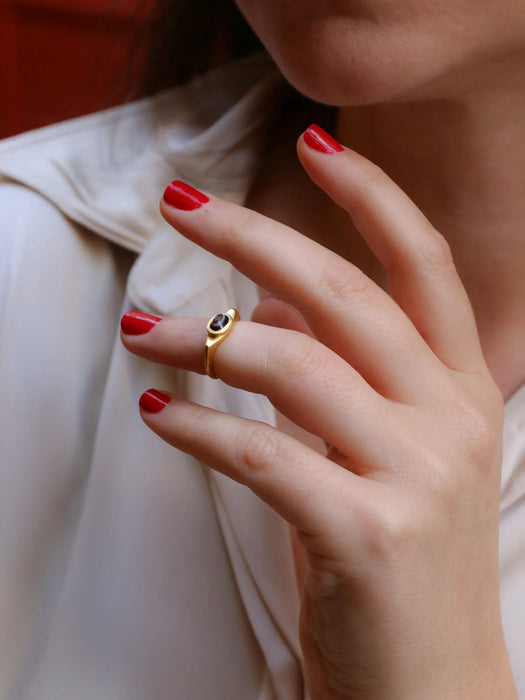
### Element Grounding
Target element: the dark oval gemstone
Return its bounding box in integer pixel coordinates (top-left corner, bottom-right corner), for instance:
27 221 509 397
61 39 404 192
210 313 229 331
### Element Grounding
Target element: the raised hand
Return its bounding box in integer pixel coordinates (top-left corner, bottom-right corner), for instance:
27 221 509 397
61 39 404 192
120 125 517 700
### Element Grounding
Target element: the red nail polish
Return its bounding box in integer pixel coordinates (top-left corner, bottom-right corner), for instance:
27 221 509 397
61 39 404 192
121 310 162 336
163 181 209 210
304 124 344 154
139 389 172 413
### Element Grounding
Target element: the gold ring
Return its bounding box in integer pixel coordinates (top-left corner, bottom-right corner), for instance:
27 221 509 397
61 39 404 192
204 308 240 379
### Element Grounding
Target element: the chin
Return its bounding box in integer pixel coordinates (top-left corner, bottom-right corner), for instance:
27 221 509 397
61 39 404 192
272 51 402 106
264 19 464 107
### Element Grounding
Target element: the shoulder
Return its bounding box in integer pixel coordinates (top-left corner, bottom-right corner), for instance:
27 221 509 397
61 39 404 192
0 180 112 264
0 53 286 256
0 181 132 331
0 181 82 264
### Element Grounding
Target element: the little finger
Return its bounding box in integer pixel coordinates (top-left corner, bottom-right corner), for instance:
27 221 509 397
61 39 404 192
138 391 370 548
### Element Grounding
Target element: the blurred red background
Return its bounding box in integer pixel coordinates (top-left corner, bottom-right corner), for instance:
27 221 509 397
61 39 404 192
0 0 152 139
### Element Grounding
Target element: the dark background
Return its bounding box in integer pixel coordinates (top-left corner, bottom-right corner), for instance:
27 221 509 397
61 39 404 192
0 0 151 139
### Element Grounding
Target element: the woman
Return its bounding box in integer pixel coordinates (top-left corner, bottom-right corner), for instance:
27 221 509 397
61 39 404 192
1 1 524 698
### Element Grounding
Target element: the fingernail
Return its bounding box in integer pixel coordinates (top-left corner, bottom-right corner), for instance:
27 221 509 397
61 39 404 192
303 124 344 154
139 389 172 413
121 310 162 336
163 180 209 210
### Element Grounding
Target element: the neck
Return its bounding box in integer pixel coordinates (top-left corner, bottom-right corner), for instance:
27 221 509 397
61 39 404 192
334 87 525 398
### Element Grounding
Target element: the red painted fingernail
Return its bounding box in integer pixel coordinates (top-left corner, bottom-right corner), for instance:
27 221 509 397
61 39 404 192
304 124 344 154
121 310 162 336
139 389 172 413
163 180 209 210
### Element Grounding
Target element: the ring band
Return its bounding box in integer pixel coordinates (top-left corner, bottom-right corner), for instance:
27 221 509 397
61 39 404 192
204 308 240 379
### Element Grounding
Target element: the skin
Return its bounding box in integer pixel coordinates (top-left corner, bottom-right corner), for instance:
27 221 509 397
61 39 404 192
121 2 525 698
233 0 525 105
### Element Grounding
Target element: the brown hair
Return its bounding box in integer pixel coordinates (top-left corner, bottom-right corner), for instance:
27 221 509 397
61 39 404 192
128 0 263 98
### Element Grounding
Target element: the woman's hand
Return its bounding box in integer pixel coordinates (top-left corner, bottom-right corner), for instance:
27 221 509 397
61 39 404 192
120 126 518 700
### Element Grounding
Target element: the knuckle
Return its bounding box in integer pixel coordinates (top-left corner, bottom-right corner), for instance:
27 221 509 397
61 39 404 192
272 332 323 379
420 231 454 272
317 262 370 304
427 381 503 479
453 400 501 467
363 500 426 567
224 207 258 250
238 423 281 473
